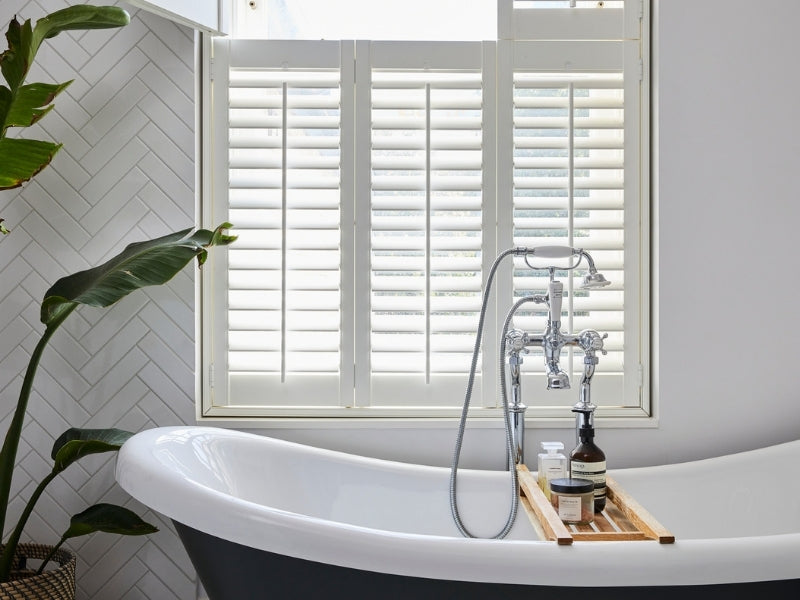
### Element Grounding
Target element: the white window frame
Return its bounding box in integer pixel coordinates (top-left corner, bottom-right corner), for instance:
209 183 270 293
128 0 231 35
198 0 651 425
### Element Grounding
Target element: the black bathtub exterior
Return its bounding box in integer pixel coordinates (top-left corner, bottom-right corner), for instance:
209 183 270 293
175 522 800 600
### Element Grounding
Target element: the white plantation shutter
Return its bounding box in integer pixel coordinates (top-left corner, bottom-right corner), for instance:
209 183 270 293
201 0 648 419
363 42 496 409
228 70 341 376
496 0 646 415
208 41 354 412
504 69 632 411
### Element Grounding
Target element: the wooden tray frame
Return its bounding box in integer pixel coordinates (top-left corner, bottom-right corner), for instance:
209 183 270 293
517 465 675 546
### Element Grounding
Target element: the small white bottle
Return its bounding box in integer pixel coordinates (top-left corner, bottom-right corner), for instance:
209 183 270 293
537 441 567 500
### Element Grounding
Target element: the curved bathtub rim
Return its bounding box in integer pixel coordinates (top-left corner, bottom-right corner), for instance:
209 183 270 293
115 426 800 588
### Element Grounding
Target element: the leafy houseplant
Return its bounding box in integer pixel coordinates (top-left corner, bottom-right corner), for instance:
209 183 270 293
0 223 236 583
0 3 238 590
0 4 130 231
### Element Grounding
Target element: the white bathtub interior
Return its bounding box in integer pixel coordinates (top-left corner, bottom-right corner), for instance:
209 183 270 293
611 440 800 539
172 430 539 539
116 427 800 588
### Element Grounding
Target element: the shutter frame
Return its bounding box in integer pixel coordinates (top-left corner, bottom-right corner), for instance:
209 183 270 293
200 0 650 421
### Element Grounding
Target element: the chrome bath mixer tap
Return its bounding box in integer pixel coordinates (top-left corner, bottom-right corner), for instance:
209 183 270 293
503 251 609 468
450 246 610 539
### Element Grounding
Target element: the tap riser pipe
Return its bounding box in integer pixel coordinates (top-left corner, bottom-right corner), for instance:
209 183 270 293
508 405 527 466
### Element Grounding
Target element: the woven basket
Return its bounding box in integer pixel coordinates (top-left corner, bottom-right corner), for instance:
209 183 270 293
0 544 76 600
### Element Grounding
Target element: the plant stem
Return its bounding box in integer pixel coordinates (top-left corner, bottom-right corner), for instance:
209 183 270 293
0 471 57 580
36 537 66 576
0 307 75 581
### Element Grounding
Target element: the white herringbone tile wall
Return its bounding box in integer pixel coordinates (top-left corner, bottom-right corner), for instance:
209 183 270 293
0 1 198 598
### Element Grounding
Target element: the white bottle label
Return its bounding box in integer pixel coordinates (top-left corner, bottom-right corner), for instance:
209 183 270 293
557 495 582 522
570 460 607 501
542 458 567 482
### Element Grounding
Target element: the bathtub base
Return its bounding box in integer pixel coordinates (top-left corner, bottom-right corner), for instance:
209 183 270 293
175 522 800 600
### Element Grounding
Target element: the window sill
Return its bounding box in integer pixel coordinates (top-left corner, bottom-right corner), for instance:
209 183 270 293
196 407 657 430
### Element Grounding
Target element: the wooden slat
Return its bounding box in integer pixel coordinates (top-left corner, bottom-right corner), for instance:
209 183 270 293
519 495 547 541
517 465 573 545
606 476 675 544
571 529 650 541
603 503 640 532
582 511 614 533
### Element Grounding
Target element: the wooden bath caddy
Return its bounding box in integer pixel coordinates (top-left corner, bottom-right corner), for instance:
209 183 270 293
517 465 675 546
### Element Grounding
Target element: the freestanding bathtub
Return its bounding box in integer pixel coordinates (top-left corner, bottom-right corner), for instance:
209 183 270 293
115 427 800 599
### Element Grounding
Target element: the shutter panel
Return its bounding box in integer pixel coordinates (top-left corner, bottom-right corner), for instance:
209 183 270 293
497 0 645 414
364 42 491 408
224 41 351 409
510 72 626 385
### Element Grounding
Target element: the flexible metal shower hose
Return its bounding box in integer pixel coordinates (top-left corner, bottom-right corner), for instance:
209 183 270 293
449 249 537 539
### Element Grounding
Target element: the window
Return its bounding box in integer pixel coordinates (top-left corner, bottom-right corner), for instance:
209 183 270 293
200 0 649 421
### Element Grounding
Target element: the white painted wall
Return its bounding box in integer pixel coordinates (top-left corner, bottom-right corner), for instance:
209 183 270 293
256 0 800 469
646 0 800 463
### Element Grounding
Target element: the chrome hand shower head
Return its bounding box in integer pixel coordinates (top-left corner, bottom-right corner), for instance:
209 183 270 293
577 249 611 289
581 271 611 289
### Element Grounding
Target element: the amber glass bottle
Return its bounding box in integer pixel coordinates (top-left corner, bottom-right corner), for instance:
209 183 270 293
570 425 606 512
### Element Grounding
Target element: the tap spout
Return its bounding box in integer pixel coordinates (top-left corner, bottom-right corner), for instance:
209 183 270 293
573 330 607 411
543 324 571 390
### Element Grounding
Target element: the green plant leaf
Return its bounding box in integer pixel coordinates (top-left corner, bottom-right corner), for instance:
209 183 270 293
0 16 31 91
0 85 11 131
3 81 72 130
51 428 133 473
0 137 61 189
61 504 158 541
40 223 236 325
30 6 130 64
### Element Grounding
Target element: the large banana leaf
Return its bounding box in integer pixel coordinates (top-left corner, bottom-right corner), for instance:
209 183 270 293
0 6 129 191
62 504 158 541
3 81 72 129
1 6 130 91
41 223 235 326
34 5 131 43
0 138 61 189
51 428 133 473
